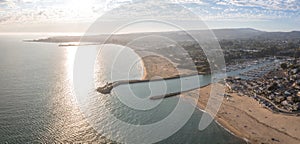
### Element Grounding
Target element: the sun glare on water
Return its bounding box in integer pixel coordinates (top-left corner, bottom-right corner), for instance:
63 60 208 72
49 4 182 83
65 44 79 82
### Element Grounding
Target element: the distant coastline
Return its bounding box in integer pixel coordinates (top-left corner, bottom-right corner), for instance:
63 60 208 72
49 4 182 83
23 28 300 44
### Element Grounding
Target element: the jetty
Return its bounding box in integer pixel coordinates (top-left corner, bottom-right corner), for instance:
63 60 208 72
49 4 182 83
149 84 209 100
96 73 199 95
96 73 211 100
96 82 114 94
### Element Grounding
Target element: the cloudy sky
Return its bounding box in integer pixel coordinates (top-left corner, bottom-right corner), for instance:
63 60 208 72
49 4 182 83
0 0 299 32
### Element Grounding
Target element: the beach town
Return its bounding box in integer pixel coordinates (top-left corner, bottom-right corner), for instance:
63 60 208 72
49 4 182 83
226 58 300 114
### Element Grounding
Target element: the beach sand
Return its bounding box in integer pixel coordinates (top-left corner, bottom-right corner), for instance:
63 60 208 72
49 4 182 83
196 86 300 144
142 55 179 80
141 56 300 144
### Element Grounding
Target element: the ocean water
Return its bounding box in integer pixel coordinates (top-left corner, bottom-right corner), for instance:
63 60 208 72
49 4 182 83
0 34 245 143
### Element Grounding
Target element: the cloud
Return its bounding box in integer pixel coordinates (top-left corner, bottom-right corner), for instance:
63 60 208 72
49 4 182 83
173 0 300 22
170 0 208 5
0 0 17 9
0 0 299 27
215 0 300 11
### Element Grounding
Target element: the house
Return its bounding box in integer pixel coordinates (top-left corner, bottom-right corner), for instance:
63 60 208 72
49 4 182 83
275 96 285 103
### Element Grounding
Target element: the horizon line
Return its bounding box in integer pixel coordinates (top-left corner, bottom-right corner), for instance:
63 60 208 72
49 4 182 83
0 27 299 36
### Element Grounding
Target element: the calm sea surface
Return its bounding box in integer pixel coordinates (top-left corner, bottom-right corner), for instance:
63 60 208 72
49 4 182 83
0 34 245 143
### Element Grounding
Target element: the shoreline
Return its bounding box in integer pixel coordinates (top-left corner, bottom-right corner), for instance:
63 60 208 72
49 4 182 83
185 85 300 144
140 56 300 144
189 91 248 142
140 56 248 141
181 85 250 143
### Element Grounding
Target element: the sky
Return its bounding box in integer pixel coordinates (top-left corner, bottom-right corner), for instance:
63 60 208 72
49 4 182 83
0 0 299 33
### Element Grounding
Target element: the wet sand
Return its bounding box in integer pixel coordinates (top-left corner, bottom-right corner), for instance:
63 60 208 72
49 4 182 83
141 56 300 144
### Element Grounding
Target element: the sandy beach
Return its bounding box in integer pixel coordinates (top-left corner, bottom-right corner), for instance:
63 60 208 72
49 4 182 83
142 55 179 80
141 55 300 144
195 86 300 144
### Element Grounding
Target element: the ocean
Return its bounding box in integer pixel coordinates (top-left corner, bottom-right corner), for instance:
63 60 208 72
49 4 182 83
0 34 244 143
